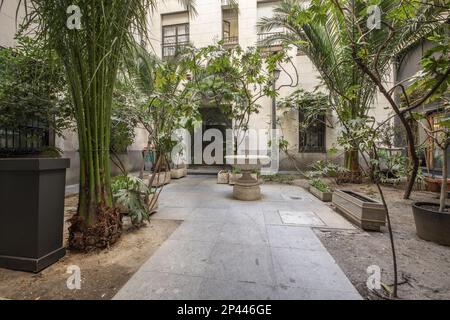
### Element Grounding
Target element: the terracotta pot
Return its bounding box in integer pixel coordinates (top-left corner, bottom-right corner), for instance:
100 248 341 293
424 176 450 193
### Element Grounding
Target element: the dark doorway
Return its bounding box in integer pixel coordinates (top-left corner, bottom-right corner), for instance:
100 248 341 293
191 106 232 166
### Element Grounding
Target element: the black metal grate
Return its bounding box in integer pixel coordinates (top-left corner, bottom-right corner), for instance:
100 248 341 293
299 112 326 153
0 120 49 156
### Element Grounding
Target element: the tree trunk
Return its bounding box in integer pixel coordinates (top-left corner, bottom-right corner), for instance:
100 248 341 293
343 149 361 183
68 120 122 251
439 144 448 212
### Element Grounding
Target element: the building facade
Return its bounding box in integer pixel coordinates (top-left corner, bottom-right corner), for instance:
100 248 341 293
0 0 397 183
146 0 392 170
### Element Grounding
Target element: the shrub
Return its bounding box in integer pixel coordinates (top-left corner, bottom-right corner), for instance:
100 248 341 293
112 175 152 227
309 178 331 193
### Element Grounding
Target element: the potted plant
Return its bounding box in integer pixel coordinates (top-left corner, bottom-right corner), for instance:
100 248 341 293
309 178 333 202
217 170 230 184
170 147 188 179
129 48 200 190
0 36 71 272
411 112 449 245
150 169 172 187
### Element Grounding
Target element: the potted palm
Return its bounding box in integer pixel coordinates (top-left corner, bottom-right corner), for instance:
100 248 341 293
0 36 71 272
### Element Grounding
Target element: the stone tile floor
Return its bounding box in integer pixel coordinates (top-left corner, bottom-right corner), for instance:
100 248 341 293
114 175 361 300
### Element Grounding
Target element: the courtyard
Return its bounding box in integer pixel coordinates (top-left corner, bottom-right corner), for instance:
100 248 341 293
0 0 449 305
114 175 360 300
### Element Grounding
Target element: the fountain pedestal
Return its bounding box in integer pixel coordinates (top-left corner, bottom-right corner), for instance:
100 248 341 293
225 155 270 201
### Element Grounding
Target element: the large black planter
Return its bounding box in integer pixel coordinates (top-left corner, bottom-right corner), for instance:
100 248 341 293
0 158 70 272
412 202 450 246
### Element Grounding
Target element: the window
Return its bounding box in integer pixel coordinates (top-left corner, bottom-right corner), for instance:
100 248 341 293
299 112 326 153
0 120 50 156
223 20 230 39
162 23 189 58
425 112 449 173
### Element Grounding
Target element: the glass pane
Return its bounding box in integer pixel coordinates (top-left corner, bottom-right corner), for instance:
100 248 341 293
163 26 176 37
163 46 175 57
178 34 189 43
164 36 176 45
177 24 188 35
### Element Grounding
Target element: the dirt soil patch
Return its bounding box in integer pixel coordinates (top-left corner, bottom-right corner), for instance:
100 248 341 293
312 182 450 300
0 195 180 300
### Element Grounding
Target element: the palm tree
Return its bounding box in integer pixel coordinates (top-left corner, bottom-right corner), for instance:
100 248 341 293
258 0 447 190
258 0 381 182
2 0 194 249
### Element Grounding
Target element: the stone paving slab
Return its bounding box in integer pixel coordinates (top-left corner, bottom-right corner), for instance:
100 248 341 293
114 176 361 300
141 239 215 277
266 225 327 251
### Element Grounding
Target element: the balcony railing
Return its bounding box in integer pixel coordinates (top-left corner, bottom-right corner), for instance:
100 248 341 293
222 36 239 48
0 121 50 156
257 32 284 47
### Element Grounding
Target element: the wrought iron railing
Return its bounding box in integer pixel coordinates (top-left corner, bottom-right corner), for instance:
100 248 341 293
0 121 50 156
222 36 239 47
257 32 284 47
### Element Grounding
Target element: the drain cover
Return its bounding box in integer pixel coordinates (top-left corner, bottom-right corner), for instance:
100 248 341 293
289 196 302 200
278 211 325 226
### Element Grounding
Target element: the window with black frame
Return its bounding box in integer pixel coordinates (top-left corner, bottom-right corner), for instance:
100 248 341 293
298 112 326 153
162 23 189 59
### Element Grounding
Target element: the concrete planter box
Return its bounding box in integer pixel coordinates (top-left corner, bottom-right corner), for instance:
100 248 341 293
412 202 450 246
171 167 187 179
217 170 230 184
332 189 386 231
310 186 333 202
0 158 70 272
229 173 257 185
149 171 171 187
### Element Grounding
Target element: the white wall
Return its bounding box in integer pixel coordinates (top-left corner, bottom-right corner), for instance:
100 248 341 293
147 0 356 169
0 0 24 48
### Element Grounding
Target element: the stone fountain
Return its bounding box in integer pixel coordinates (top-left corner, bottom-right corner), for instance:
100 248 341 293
225 154 270 201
